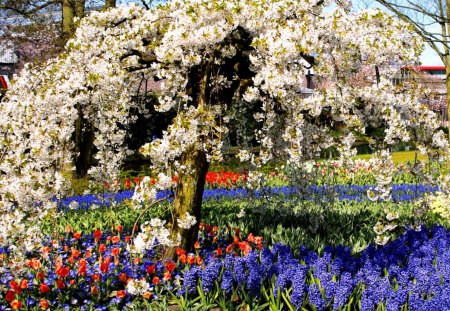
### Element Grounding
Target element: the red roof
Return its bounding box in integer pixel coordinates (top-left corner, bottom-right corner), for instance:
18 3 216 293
414 66 445 71
0 76 7 90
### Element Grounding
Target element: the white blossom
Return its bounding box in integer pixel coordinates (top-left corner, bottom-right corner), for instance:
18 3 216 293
0 0 444 268
126 278 150 296
177 212 197 229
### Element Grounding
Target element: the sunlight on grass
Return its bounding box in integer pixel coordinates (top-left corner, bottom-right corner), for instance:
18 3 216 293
354 151 427 163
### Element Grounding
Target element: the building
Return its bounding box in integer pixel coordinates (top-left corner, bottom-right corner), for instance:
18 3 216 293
394 65 447 127
0 41 19 78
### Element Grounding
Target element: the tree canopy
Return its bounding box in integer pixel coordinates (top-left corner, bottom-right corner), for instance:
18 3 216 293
0 0 447 259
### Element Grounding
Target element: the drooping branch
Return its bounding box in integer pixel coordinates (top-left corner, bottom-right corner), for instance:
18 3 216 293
120 49 158 64
300 52 316 67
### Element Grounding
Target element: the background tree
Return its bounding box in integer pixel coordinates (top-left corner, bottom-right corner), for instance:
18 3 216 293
0 0 447 259
369 0 450 136
0 0 163 176
0 0 123 57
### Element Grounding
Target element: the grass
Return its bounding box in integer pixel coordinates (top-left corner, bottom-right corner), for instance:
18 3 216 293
354 150 427 163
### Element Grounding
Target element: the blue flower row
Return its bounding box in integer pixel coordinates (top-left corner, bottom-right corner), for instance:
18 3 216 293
57 184 438 211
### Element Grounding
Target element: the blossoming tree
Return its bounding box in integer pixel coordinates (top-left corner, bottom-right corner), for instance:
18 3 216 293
0 0 447 259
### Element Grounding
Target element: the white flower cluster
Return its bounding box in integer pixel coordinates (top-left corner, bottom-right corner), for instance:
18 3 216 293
367 150 394 202
133 218 179 253
126 278 151 296
373 209 400 246
418 192 450 221
177 212 197 229
131 176 158 208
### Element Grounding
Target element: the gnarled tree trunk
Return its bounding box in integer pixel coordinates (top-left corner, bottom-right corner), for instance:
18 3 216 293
164 144 209 259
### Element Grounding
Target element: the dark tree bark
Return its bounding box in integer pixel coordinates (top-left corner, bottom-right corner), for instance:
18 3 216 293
74 104 95 177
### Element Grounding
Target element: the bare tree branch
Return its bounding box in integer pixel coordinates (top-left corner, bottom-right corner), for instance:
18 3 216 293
0 0 60 17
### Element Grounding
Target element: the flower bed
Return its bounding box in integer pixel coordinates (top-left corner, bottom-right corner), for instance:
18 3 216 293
2 224 450 310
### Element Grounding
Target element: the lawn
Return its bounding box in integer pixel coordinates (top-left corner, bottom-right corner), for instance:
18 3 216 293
354 151 428 163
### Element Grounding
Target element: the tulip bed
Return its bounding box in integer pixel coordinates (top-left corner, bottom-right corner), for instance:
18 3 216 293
2 167 450 310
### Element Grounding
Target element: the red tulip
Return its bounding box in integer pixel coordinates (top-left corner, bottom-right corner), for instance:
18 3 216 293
39 299 49 310
117 290 126 299
98 244 106 253
19 279 28 290
4 290 15 302
163 271 171 281
91 285 99 295
187 254 195 265
10 299 22 310
196 256 203 265
165 260 176 272
56 266 70 278
112 247 120 257
146 265 155 274
9 280 21 294
56 279 65 289
152 276 160 285
176 247 185 256
216 247 223 256
119 273 127 283
37 272 45 281
40 283 50 294
93 229 102 241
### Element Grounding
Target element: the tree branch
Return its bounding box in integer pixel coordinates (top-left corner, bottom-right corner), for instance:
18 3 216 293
0 0 60 17
376 0 447 63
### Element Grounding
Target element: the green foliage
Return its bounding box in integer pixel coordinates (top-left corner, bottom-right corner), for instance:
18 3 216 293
202 198 420 254
41 200 172 235
44 193 442 256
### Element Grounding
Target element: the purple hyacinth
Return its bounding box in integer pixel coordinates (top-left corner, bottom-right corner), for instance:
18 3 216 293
201 259 223 293
182 266 199 294
308 284 325 311
221 269 234 295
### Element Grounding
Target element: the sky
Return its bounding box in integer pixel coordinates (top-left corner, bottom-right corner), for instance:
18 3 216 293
421 46 443 66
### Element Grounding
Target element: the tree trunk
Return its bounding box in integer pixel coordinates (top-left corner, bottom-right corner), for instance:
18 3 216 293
75 0 85 19
164 144 209 259
164 58 212 259
446 63 450 134
62 0 85 41
62 0 76 40
104 0 116 9
74 104 95 177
